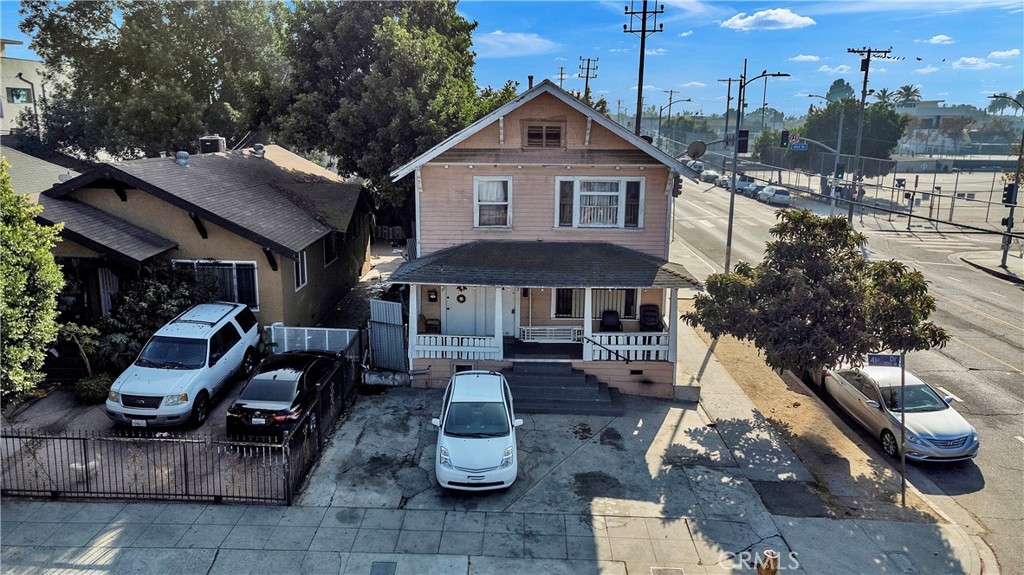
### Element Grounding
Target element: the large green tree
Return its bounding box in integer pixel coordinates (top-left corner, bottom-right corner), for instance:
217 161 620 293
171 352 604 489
0 158 64 402
279 1 506 223
825 79 855 102
19 0 287 159
794 99 909 177
683 210 948 381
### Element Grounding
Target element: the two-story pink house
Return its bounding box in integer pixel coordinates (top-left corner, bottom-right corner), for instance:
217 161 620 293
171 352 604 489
389 80 700 407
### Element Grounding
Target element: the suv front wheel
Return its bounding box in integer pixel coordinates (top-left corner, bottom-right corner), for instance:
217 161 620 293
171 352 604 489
241 348 257 378
190 391 210 427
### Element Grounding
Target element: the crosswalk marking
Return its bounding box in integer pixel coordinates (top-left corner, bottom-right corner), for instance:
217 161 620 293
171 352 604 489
700 219 715 228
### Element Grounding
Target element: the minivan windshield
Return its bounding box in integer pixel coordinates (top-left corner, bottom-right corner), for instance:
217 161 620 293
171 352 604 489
137 336 206 369
444 402 510 438
880 384 948 413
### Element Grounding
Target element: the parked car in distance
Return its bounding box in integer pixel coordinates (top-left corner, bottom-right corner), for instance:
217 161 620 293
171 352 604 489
758 185 791 206
226 351 340 438
700 169 720 183
432 371 522 491
106 302 260 428
715 175 730 188
743 183 766 198
686 160 704 174
823 366 979 462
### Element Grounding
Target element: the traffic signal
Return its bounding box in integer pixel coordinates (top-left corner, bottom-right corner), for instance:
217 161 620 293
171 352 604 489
1003 183 1018 206
780 130 790 148
835 163 846 179
1001 216 1013 228
895 178 906 188
737 130 749 153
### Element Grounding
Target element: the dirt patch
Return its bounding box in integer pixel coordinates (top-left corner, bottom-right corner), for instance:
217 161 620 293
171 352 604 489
571 422 593 440
682 300 943 524
573 471 626 499
599 427 624 451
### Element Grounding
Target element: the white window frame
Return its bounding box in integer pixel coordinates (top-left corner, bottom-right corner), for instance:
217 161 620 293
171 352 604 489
554 176 645 229
172 259 260 311
473 176 513 228
294 250 308 291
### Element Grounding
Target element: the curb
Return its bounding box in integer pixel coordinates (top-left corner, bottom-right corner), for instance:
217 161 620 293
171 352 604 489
960 256 1024 285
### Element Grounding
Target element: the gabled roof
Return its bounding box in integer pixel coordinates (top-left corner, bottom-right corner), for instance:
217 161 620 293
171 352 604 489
390 80 693 181
389 240 700 289
1 147 79 196
43 145 364 259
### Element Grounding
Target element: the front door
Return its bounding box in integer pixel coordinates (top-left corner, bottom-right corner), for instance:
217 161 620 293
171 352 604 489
502 288 519 337
444 286 478 335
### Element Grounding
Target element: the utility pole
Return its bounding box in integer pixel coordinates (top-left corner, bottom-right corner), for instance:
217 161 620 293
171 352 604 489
557 66 567 89
718 78 735 151
761 78 768 132
624 1 664 136
577 57 599 99
847 46 893 224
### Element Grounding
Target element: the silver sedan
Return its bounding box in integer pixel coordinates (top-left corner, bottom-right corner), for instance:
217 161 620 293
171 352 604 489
823 365 979 462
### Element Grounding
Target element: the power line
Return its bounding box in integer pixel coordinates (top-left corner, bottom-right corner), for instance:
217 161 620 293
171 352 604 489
846 45 893 224
623 1 664 136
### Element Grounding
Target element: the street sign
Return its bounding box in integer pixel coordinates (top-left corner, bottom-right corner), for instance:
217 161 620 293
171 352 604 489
791 143 808 151
790 132 800 143
868 354 902 367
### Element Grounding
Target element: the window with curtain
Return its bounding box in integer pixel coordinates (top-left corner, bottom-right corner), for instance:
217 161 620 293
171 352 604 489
555 177 644 228
474 177 511 227
172 260 258 310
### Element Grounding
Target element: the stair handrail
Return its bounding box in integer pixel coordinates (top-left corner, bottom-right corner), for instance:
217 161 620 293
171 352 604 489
581 335 630 363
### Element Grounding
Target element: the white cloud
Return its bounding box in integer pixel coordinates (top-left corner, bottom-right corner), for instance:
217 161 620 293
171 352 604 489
679 30 694 37
720 8 815 31
681 81 706 88
875 67 887 73
554 56 567 61
915 34 955 44
953 57 1001 70
631 84 657 91
645 48 669 56
608 48 630 53
475 31 559 58
818 64 851 75
915 65 939 74
989 48 1021 59
937 92 949 96
789 54 820 62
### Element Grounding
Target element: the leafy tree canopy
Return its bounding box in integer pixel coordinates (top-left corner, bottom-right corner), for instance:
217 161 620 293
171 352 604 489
789 99 909 177
895 84 922 104
683 210 948 379
825 79 855 102
19 0 288 159
1 157 64 403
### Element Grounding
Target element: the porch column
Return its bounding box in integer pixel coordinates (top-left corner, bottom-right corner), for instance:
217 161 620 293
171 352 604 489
583 288 593 360
668 288 678 363
494 287 504 360
408 284 419 362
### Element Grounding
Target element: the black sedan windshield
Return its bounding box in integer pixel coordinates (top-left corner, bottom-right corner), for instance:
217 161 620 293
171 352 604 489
444 402 509 438
880 385 948 413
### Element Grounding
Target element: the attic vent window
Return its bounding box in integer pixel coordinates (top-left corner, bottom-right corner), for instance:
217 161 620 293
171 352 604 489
526 124 562 148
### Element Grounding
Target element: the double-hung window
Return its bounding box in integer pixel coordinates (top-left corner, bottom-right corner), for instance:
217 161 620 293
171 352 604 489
172 260 259 310
552 288 638 319
556 177 643 228
474 177 512 227
6 88 32 104
294 250 308 291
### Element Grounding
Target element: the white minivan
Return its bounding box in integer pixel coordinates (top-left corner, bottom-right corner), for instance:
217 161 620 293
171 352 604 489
432 371 522 491
106 302 261 428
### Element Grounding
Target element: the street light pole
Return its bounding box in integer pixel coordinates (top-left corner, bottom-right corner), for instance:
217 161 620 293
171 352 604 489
989 94 1022 268
718 78 734 151
725 60 790 273
657 97 691 146
809 94 845 216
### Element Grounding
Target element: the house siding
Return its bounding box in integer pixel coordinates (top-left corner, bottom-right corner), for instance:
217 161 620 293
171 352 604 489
417 92 671 258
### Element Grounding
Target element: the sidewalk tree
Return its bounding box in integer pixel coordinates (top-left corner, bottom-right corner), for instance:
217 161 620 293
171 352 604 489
0 158 64 403
938 116 975 152
19 1 288 159
683 210 948 381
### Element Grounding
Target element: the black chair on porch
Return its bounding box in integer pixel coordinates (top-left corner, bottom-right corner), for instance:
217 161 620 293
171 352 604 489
638 304 665 331
599 310 623 332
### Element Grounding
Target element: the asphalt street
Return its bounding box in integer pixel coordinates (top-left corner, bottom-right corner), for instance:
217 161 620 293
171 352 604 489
672 180 1024 573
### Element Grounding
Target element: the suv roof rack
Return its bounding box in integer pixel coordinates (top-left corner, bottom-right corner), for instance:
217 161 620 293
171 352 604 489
172 302 238 328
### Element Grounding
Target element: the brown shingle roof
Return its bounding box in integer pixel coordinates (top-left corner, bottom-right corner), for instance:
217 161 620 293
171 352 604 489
389 241 700 289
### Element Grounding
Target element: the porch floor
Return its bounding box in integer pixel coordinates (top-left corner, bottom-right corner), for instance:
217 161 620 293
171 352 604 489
502 337 583 360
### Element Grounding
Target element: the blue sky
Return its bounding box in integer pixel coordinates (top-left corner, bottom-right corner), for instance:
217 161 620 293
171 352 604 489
3 0 1022 117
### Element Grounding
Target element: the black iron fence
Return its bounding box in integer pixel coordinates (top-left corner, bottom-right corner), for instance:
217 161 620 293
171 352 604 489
1 337 363 505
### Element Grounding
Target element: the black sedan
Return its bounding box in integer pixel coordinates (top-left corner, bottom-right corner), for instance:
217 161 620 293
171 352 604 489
226 351 338 438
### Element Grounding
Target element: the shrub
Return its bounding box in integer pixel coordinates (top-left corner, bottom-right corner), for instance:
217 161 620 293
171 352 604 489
75 373 112 404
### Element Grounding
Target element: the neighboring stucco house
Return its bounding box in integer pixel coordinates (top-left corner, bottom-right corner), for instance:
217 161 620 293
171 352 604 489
388 80 701 401
37 142 373 326
1 39 46 136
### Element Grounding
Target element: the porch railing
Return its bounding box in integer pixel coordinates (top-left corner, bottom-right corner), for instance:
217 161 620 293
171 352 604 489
414 334 501 360
519 326 583 343
589 332 670 361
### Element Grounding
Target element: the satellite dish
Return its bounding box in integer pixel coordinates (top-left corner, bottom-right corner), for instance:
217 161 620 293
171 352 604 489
58 173 73 183
685 141 707 160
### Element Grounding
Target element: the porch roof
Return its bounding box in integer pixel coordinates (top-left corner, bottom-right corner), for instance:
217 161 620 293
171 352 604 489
390 241 700 289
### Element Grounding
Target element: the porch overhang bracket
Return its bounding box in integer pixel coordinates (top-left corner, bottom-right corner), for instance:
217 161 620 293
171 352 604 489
499 116 505 144
188 212 208 239
114 185 127 202
262 247 278 271
585 117 592 147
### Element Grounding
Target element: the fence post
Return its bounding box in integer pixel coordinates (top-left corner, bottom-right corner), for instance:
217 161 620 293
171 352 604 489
182 443 190 496
81 435 91 493
283 441 292 506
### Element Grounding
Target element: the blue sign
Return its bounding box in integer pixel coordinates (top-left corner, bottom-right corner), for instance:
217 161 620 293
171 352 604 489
791 143 808 151
868 354 902 368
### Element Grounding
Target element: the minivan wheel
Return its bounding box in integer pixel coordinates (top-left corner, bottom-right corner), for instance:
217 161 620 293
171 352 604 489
881 430 899 458
191 392 210 427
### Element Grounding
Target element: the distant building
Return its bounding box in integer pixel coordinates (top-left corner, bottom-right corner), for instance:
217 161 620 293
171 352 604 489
1 39 46 136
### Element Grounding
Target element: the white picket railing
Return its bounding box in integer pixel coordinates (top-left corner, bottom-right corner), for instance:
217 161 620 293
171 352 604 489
519 326 583 343
414 335 501 360
589 332 670 361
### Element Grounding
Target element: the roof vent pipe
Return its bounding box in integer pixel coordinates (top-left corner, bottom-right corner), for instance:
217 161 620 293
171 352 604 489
175 151 189 166
252 143 265 158
528 75 534 89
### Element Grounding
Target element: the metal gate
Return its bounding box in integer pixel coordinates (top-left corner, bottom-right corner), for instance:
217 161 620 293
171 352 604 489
369 299 406 371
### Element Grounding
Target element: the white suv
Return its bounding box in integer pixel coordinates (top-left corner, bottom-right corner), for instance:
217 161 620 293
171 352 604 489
106 302 261 428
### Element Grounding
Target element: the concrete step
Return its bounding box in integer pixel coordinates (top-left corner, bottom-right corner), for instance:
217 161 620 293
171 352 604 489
501 371 588 388
509 383 610 402
515 397 624 417
509 362 575 376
